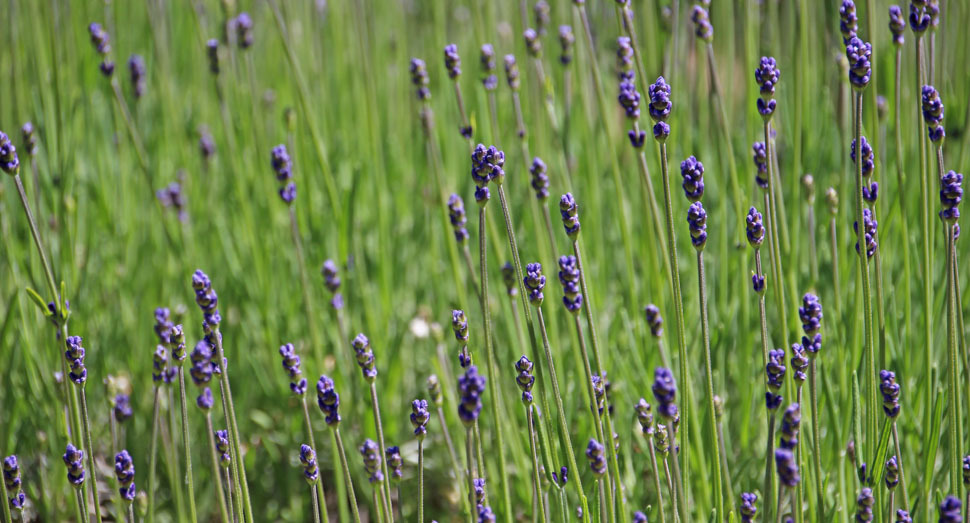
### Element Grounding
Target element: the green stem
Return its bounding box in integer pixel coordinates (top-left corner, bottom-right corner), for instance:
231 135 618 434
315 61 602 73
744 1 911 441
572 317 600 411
809 361 824 516
333 428 364 523
763 123 788 355
301 398 330 523
311 486 321 523
436 407 465 499
647 434 666 523
289 206 322 364
915 37 933 451
695 249 724 519
212 330 254 523
225 468 235 523
205 412 231 523
892 46 913 345
528 407 549 523
368 382 395 521
148 386 160 523
218 382 244 520
661 456 677 523
78 388 103 523
175 369 198 523
891 423 909 511
764 414 777 523
465 427 477 523
418 439 425 523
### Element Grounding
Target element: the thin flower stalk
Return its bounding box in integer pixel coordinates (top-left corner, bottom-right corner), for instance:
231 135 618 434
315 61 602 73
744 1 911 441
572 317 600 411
205 412 231 523
891 43 913 348
301 397 330 523
175 367 199 522
210 328 254 523
332 428 364 523
147 386 161 523
914 34 933 434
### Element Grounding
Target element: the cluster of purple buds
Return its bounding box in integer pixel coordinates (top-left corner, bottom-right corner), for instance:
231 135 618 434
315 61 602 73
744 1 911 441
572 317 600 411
939 171 963 223
552 466 568 487
206 39 220 74
591 373 606 415
909 1 931 34
618 77 641 122
88 23 114 76
651 367 678 420
799 293 823 356
889 6 906 45
444 44 462 79
884 455 900 489
653 423 670 456
316 375 341 427
585 439 607 477
234 13 254 49
746 207 765 249
856 487 874 522
453 310 472 368
478 505 496 523
473 478 486 507
740 492 757 522
964 455 970 486
779 403 801 450
854 208 878 258
386 446 403 482
879 370 901 418
680 156 705 202
691 5 713 42
501 262 518 297
192 270 221 329
524 29 542 58
559 193 580 238
775 448 800 487
752 142 769 189
524 262 546 306
154 307 173 345
21 123 36 157
895 509 912 523
427 375 443 407
790 343 808 383
409 58 431 101
616 37 634 81
644 304 663 337
559 26 575 65
921 85 945 143
352 334 377 382
687 201 708 250
515 356 535 403
156 181 187 222
648 77 672 141
410 399 430 438
845 36 872 90
359 439 383 483
321 260 344 310
270 144 296 204
633 511 647 523
168 324 187 365
766 349 786 410
0 131 21 175
504 55 520 92
128 54 146 98
3 456 26 510
840 1 858 42
481 44 498 91
299 444 319 484
530 157 549 200
152 344 170 383
114 393 133 423
63 444 85 487
216 430 231 466
471 144 505 202
558 255 583 313
534 0 550 34
755 57 780 120
199 128 216 162
457 365 486 425
635 398 654 434
850 136 877 202
939 496 962 523
114 450 136 501
447 194 469 243
279 343 307 395
65 335 87 385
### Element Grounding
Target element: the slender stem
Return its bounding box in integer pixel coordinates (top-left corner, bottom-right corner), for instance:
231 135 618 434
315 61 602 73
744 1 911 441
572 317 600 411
662 456 677 523
166 387 188 522
462 245 482 299
418 439 425 523
891 423 909 511
111 413 124 519
311 486 322 523
302 398 330 523
915 37 933 447
807 206 818 284
647 437 666 523
703 43 744 237
78 388 104 523
175 369 198 522
205 412 231 523
528 407 549 523
0 456 10 523
478 204 512 523
368 382 394 520
668 440 686 523
764 414 777 523
74 488 86 523
437 407 464 489
695 250 724 519
794 387 804 523
775 487 785 523
12 174 58 302
218 382 244 519
373 487 384 523
465 427 477 523
289 207 322 363
597 480 607 523
633 138 670 279
944 220 962 490
148 386 161 523
225 468 235 523
452 81 473 144
333 428 364 523
212 330 254 523
763 123 788 351
892 46 913 343
809 361 824 515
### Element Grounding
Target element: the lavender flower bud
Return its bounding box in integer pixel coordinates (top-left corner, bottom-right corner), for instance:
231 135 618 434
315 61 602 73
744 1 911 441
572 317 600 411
746 207 765 248
530 157 550 200
855 487 874 522
845 36 872 90
799 293 823 336
321 260 343 311
65 335 87 385
850 137 874 178
755 57 780 120
524 262 546 306
921 85 946 142
504 55 520 91
558 255 583 312
63 444 85 487
427 375 443 407
270 144 296 204
854 208 878 258
939 170 963 223
680 156 705 202
0 131 20 175
652 367 678 420
616 37 634 79
216 430 231 466
552 466 568 487
114 450 136 501
444 44 462 80
502 262 518 297
359 439 383 483
199 128 216 161
114 393 133 423
939 496 962 522
840 1 858 43
152 345 169 383
515 356 535 403
687 201 708 250
279 343 307 395
740 492 758 522
885 455 899 489
826 187 840 215
653 423 670 456
644 304 664 337
313 374 340 427
879 370 901 418
559 26 575 65
635 398 654 434
234 13 253 49
752 142 769 189
471 143 505 186
458 365 486 425
411 399 430 438
560 193 581 238
409 58 431 101
591 373 606 415
896 509 912 523
169 324 187 362
648 77 672 140
534 1 550 34
352 333 377 381
300 444 319 484
690 5 714 42
473 478 487 506
585 439 607 478
779 403 801 450
478 505 496 523
524 29 542 58
21 122 36 157
775 448 800 487
766 349 786 410
3 455 26 510
452 309 470 344
386 446 403 482
206 39 220 74
633 511 647 523
128 54 146 98
790 344 808 383
88 22 111 55
963 455 970 486
481 44 498 90
909 1 931 34
191 269 221 329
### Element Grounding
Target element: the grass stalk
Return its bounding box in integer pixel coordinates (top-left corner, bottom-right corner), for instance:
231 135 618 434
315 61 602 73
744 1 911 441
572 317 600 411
527 406 549 523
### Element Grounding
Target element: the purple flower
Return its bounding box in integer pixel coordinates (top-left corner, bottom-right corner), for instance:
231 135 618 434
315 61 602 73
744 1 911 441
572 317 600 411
409 58 431 101
270 144 296 204
114 393 133 423
845 36 872 90
410 399 430 438
559 26 575 65
648 77 672 140
885 455 900 489
752 142 768 189
618 77 641 120
386 446 403 482
215 430 231 466
359 439 383 483
63 444 85 487
680 156 705 202
854 208 878 258
850 136 874 178
963 454 970 486
552 466 568 487
896 509 912 523
840 1 858 43
921 85 945 142
481 44 497 90
939 495 962 522
559 193 581 238
88 22 111 55
687 201 708 250
114 450 136 502
855 487 874 522
452 309 470 344
128 54 146 98
799 293 823 336
191 269 221 329
3 455 26 510
446 194 470 244
0 131 20 175
690 5 714 42
300 444 319 484
653 423 670 456
524 262 546 306
478 505 496 523
909 1 931 34
755 56 780 97
21 122 36 157
206 39 220 74
471 143 505 187
585 439 607 477
616 37 634 80
504 54 520 91
775 448 800 487
766 349 786 410
444 44 462 79
317 375 341 427
352 333 377 382
634 511 648 523
65 335 87 385
515 355 535 403
199 128 216 161
558 255 583 312
740 492 757 522
635 398 654 434
939 170 963 223
779 403 801 450
529 157 550 200
234 13 253 49
889 6 906 45
534 1 550 34
746 207 765 248
279 343 307 395
644 304 663 337
524 29 542 58
879 370 901 418
790 343 808 383
156 181 188 221
457 365 486 425
651 367 678 420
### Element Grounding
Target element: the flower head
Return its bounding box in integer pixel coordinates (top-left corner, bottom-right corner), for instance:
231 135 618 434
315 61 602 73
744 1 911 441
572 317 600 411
746 207 765 248
680 156 705 202
352 333 377 382
270 144 296 204
481 44 498 90
963 454 970 486
216 430 231 466
939 495 962 522
779 403 801 450
752 142 769 189
128 54 146 98
410 399 430 438
854 208 878 258
885 455 900 489
648 77 672 140
191 269 221 329
654 423 670 456
206 39 220 74
316 375 341 427
618 77 641 120
234 13 253 49
652 367 678 420
889 6 906 45
515 356 535 403
845 36 872 90
114 450 136 502
850 136 875 181
585 439 607 477
558 256 583 312
529 157 550 200
0 131 20 175
65 335 87 385
501 262 518 297
524 262 546 306
504 55 520 91
755 56 780 97
766 348 786 410
616 37 634 80
444 44 462 79
114 393 133 423
740 492 758 522
559 26 575 65
524 29 542 58
939 170 963 223
386 446 403 482
879 370 901 418
840 1 858 43
279 343 307 395
300 444 319 484
644 304 663 337
775 448 800 487
21 122 36 157
790 343 808 383
427 375 443 407
856 487 874 522
910 1 931 34
409 58 431 100
896 509 912 523
687 201 708 250
63 444 85 487
359 439 383 483
635 398 654 434
458 365 486 425
560 193 581 238
471 143 505 187
534 1 550 34
691 5 714 42
799 293 823 336
3 455 26 510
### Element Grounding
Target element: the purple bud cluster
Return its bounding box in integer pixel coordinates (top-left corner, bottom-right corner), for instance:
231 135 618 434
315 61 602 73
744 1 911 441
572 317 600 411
854 208 878 258
752 142 769 189
448 194 469 243
65 335 87 385
279 343 307 395
585 439 607 477
409 58 431 101
457 365 486 425
321 260 344 310
845 36 872 90
910 1 931 34
156 181 187 222
234 13 254 49
746 207 765 248
316 375 341 427
939 170 963 223
879 370 901 418
740 492 757 522
504 55 520 91
300 444 319 484
207 39 220 74
885 455 900 489
359 439 383 483
386 446 403 482
444 44 462 79
192 269 221 330
515 356 535 403
352 333 377 382
114 393 133 423
502 262 518 297
88 23 115 76
63 444 85 487
644 304 663 337
798 293 823 356
558 255 583 313
635 398 654 434
921 85 945 143
691 5 713 42
889 6 906 45
687 201 708 250
652 367 678 419
271 144 296 204
790 343 808 383
481 44 498 91
648 76 672 140
559 26 575 65
840 1 858 43
3 455 26 510
0 131 21 175
524 29 542 58
128 54 146 98
410 399 430 438
471 144 505 202
559 193 580 238
766 349 785 410
855 487 874 522
114 450 136 501
530 157 549 200
755 57 780 120
939 496 962 523
216 430 231 466
680 156 705 202
524 262 546 306
775 448 800 487
779 403 800 450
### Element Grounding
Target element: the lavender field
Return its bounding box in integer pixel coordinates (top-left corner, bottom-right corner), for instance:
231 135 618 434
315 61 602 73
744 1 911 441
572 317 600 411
1 0 969 521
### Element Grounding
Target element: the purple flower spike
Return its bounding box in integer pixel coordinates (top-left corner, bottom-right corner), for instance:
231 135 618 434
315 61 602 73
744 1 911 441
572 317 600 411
206 39 220 74
854 208 878 258
154 306 173 340
558 255 583 313
300 444 319 484
746 207 765 248
754 57 780 120
524 263 545 306
128 54 146 98
885 455 900 489
444 44 462 79
114 393 133 423
879 370 901 418
65 335 87 386
316 375 341 427
644 304 663 337
889 6 906 45
448 194 469 243
939 170 963 223
740 492 758 522
352 334 377 382
504 54 520 91
234 13 253 49
855 487 874 522
63 444 85 487
457 365 486 425
680 156 705 202
690 5 714 42
524 29 542 58
799 294 823 336
409 58 431 101
530 157 550 200
618 78 641 120
651 367 678 420
471 143 505 186
845 36 872 90
895 509 912 523
585 439 607 477
410 399 430 438
779 403 801 450
775 448 800 487
215 430 231 466
386 446 403 482
687 201 708 250
114 450 136 502
648 77 672 140
635 398 654 434
515 355 535 403
790 343 808 383
962 455 970 486
616 37 634 80
279 343 307 395
559 26 575 65
501 262 518 297
939 495 962 522
359 439 383 483
752 142 769 189
633 511 648 523
21 122 36 157
921 85 946 143
840 1 858 43
270 144 296 205
850 137 874 178
3 455 26 510
559 193 581 238
766 349 786 410
910 2 931 34
481 44 498 90
0 131 21 175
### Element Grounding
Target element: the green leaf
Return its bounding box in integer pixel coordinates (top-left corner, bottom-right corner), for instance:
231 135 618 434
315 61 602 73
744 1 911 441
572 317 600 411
870 418 892 486
851 372 863 475
24 287 50 315
921 386 944 492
